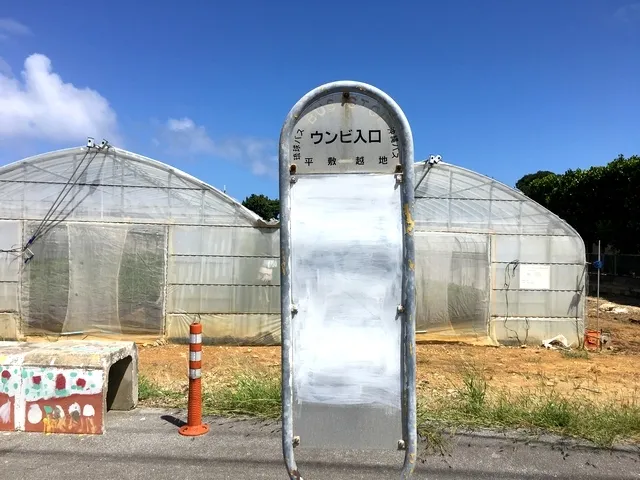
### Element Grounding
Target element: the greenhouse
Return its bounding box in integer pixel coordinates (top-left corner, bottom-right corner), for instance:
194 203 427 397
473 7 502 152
0 145 281 344
412 160 586 347
0 145 586 347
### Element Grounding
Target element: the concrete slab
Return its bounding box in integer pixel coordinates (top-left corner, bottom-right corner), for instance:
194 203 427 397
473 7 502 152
0 340 138 435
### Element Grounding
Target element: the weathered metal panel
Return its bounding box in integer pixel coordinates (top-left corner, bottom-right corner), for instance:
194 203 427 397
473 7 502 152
279 81 417 479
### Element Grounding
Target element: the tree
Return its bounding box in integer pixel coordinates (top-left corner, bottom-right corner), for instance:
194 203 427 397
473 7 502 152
515 170 557 197
519 171 560 207
516 155 640 252
242 194 280 221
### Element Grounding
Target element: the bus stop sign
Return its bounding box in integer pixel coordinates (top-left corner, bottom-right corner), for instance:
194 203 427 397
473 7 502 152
279 81 417 479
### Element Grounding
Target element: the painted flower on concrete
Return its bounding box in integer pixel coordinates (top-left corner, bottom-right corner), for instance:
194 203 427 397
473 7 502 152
55 374 66 391
27 405 42 425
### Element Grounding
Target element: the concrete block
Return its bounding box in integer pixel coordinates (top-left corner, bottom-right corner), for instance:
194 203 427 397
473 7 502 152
0 314 18 341
0 340 138 435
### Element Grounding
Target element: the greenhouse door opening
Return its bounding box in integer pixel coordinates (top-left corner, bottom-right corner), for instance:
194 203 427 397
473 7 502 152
415 232 491 344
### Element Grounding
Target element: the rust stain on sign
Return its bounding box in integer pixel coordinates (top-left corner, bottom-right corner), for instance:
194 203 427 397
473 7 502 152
403 203 414 235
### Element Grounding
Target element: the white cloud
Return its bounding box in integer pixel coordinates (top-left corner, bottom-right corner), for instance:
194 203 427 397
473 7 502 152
614 3 640 22
161 117 277 177
165 117 216 152
0 18 32 37
0 57 12 76
0 53 120 144
167 118 196 132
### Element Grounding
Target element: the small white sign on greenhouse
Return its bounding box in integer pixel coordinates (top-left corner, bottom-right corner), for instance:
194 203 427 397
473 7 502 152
278 81 418 479
519 264 551 290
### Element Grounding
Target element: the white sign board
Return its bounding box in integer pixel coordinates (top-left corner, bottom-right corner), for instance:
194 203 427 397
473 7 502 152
279 81 417 479
288 91 405 449
519 264 551 290
290 174 403 449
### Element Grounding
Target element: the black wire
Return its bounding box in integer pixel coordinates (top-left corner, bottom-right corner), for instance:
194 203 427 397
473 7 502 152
27 150 89 243
34 179 101 242
503 259 524 344
27 149 93 246
0 248 22 257
14 147 106 265
34 153 107 242
504 260 519 288
27 149 101 247
27 150 98 246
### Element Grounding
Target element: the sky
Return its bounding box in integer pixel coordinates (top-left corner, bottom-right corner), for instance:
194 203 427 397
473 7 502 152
0 0 638 202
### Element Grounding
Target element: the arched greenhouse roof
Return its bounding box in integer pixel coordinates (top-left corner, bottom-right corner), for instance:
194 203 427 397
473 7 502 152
413 160 584 242
0 146 273 227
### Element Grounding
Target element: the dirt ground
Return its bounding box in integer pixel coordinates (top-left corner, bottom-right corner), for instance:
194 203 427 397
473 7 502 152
139 296 640 404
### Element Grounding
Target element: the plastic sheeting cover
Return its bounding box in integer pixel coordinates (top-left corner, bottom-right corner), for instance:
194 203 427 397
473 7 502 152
415 232 492 344
0 148 259 226
165 313 281 345
290 174 403 449
0 221 20 315
21 222 165 336
167 225 280 320
0 147 279 340
413 162 575 235
413 162 587 346
0 148 587 346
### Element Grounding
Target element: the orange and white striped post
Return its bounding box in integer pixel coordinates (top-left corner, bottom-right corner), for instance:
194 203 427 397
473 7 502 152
179 321 209 437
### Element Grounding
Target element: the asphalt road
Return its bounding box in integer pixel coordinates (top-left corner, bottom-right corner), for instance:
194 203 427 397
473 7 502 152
1 408 639 479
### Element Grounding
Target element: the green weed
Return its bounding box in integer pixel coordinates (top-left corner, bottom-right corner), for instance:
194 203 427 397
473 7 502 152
138 369 640 447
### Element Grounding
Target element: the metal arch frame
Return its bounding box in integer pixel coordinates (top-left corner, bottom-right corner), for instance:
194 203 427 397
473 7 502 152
278 80 418 480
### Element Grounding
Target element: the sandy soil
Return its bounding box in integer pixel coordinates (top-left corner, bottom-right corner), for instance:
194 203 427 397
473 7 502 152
139 296 640 404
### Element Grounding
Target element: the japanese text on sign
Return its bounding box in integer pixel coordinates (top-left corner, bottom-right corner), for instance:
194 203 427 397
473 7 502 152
293 128 396 167
309 129 382 144
289 92 400 174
